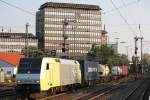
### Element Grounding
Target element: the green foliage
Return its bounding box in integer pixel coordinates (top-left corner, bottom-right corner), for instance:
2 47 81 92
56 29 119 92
142 53 150 72
21 46 43 57
143 53 150 64
87 44 129 66
46 50 57 57
131 53 150 73
129 63 136 73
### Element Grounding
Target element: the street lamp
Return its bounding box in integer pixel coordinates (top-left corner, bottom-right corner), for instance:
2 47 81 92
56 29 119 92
120 41 129 59
25 22 31 57
125 46 129 59
114 37 120 53
25 22 31 48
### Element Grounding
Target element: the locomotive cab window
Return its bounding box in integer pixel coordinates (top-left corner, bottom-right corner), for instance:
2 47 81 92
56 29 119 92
46 63 49 70
18 58 42 74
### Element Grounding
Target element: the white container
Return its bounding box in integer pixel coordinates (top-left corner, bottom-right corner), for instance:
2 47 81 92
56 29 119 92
98 64 110 77
111 66 122 76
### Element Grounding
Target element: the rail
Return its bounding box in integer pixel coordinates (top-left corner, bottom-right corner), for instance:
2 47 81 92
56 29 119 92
0 89 15 98
123 78 149 100
73 83 121 100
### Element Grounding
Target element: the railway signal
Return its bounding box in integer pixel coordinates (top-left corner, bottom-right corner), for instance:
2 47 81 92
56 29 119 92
134 36 144 74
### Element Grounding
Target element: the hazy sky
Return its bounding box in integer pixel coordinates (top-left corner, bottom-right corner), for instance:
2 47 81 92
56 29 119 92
0 0 150 58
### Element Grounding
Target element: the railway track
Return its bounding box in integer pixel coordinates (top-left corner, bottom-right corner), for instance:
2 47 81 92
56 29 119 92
141 78 150 100
39 92 68 100
73 86 120 100
73 76 147 100
123 78 150 100
72 82 124 100
0 82 16 87
38 76 134 100
38 86 112 100
37 86 103 100
0 88 15 99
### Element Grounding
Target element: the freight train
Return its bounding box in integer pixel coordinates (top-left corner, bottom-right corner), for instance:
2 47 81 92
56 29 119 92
97 65 129 82
16 57 129 95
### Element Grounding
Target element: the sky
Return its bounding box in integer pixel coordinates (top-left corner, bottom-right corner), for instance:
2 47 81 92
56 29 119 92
0 0 150 59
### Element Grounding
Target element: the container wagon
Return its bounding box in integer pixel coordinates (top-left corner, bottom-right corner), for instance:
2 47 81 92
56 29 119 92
111 66 122 80
98 64 110 82
120 65 129 76
79 61 99 86
16 57 81 95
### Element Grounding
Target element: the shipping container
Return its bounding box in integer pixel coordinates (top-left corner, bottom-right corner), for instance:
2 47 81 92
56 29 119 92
111 66 122 76
79 60 99 86
98 64 110 77
120 65 128 76
97 64 110 82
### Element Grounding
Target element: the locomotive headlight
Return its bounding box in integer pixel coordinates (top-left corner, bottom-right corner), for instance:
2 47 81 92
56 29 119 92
36 80 39 83
17 80 21 83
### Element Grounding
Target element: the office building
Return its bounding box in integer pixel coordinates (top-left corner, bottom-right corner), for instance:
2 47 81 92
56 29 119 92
0 33 38 52
36 2 102 57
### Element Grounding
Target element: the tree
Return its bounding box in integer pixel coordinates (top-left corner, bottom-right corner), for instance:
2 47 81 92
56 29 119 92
46 50 57 57
87 44 115 63
100 45 115 64
21 46 43 57
87 44 129 66
142 53 150 72
118 54 129 65
143 53 150 64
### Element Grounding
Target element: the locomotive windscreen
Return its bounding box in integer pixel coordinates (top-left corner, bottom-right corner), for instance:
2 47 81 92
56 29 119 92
18 58 42 74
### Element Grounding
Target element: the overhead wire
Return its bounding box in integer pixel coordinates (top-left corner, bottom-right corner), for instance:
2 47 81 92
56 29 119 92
0 0 144 37
121 0 143 37
103 0 141 14
121 0 137 26
142 41 150 45
108 0 142 57
137 0 144 37
109 0 138 37
0 0 35 16
102 0 143 37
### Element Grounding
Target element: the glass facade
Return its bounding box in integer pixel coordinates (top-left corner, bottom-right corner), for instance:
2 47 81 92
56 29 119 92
36 2 103 57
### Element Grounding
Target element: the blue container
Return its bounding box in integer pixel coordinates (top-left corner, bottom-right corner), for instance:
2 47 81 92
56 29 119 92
79 61 99 83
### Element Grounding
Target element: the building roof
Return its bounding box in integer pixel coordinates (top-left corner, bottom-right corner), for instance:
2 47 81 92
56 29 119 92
101 30 108 35
0 32 37 39
0 52 25 67
0 60 14 68
40 2 101 10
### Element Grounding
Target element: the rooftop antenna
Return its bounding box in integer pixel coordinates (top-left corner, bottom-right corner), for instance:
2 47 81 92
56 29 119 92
1 26 4 33
9 27 11 33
